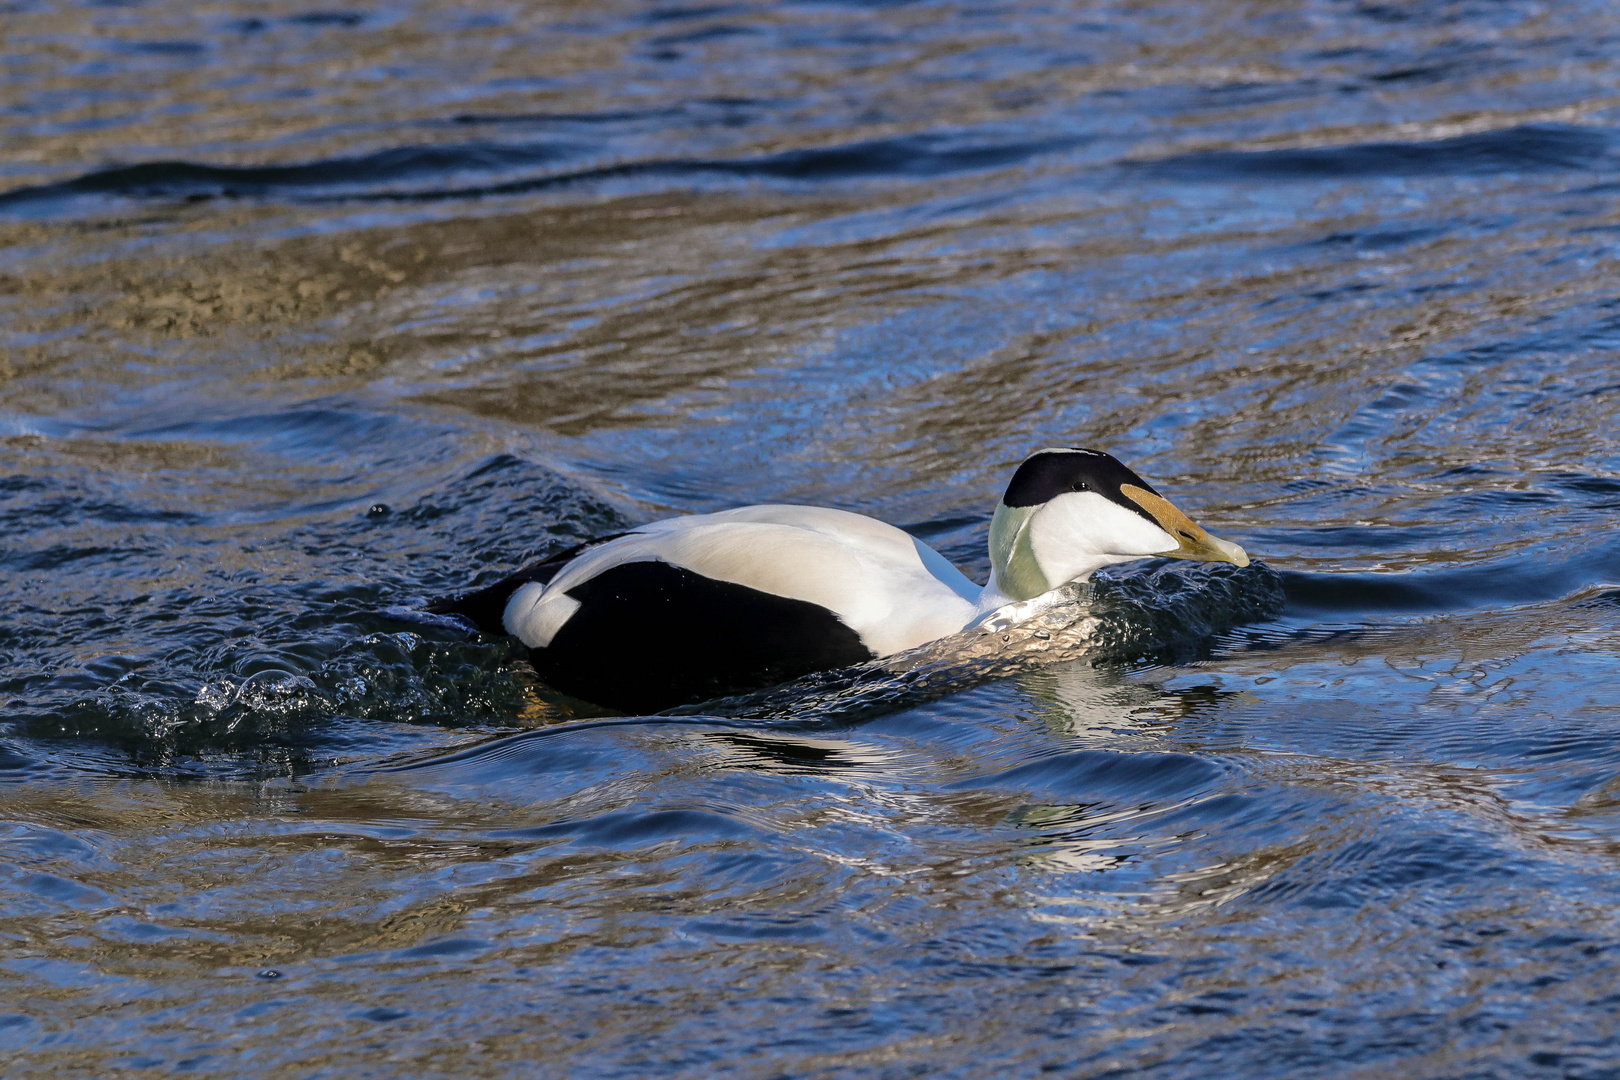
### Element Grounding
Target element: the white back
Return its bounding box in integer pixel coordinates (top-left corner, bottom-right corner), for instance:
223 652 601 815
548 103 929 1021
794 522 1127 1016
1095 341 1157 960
504 505 983 657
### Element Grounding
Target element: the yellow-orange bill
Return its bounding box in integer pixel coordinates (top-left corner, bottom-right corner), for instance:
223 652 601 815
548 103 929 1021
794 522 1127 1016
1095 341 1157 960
1120 483 1250 568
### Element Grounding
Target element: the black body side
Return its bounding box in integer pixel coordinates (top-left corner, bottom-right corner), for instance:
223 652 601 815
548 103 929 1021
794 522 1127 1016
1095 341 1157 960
530 560 875 712
425 532 631 633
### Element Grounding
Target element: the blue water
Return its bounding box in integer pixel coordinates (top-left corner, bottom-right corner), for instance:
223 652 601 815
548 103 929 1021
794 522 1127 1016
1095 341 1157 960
4 0 1620 1074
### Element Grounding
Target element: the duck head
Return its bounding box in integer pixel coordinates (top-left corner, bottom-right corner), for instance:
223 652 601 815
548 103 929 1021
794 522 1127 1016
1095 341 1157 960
988 447 1249 601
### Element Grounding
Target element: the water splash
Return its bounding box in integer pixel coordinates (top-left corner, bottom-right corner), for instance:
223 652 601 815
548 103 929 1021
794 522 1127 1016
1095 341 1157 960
678 560 1284 723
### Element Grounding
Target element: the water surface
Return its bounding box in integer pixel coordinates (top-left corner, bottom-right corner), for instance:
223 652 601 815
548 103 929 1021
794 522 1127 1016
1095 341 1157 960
4 0 1620 1075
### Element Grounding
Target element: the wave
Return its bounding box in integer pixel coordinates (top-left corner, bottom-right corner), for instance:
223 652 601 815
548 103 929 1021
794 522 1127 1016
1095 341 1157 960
1137 123 1614 182
0 131 1085 215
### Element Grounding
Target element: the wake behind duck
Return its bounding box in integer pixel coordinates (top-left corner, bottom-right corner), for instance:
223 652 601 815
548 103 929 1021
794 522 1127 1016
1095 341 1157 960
429 448 1251 712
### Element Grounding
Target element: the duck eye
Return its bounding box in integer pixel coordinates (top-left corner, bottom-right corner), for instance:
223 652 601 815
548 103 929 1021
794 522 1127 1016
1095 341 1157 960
1072 481 1089 492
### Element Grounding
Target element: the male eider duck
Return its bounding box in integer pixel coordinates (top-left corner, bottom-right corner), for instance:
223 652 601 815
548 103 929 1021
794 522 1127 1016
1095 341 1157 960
430 448 1249 712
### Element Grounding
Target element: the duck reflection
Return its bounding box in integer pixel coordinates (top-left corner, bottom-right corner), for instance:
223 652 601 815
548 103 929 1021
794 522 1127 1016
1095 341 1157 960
1023 659 1256 743
1022 661 1176 740
694 730 905 778
1002 663 1259 884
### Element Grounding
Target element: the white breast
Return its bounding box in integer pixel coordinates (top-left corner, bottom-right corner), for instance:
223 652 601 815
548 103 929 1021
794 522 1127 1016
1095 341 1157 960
503 505 983 656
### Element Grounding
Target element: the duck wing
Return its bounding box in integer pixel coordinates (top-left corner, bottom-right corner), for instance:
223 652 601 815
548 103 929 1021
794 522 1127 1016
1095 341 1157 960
508 506 981 657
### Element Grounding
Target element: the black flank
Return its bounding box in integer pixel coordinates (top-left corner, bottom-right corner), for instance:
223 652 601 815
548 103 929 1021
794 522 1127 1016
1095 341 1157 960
531 560 875 712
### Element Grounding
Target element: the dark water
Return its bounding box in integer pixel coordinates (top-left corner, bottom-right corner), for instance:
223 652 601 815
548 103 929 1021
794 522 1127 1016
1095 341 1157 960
5 0 1620 1074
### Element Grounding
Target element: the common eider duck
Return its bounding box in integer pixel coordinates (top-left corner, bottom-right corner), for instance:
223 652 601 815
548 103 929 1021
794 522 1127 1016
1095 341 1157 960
430 448 1249 712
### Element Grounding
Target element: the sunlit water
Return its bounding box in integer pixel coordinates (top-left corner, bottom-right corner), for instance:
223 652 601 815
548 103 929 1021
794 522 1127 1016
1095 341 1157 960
5 0 1620 1074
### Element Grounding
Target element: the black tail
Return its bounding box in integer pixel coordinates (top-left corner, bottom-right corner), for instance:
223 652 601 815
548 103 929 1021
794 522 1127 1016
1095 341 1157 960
425 532 632 635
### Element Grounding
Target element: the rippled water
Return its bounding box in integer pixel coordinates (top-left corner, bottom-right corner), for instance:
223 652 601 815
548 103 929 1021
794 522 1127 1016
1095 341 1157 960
5 0 1620 1074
